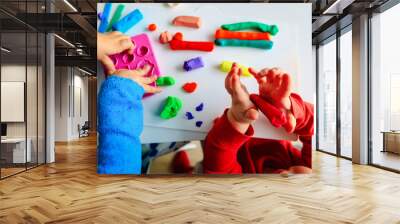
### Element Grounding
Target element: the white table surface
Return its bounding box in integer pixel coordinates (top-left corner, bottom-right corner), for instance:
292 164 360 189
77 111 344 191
98 3 313 143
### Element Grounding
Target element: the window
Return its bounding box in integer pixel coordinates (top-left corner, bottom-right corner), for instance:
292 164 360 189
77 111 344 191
317 37 337 154
370 3 400 171
339 29 352 158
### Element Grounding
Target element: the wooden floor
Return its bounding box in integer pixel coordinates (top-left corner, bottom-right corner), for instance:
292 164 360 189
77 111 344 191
1 136 400 224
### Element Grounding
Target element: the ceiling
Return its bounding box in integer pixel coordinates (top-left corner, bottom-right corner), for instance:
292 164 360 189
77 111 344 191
0 0 97 74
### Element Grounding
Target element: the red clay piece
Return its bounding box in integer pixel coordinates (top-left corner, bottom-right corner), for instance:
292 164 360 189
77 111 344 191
170 33 214 52
173 32 183 40
170 39 214 51
182 82 197 93
148 23 157 31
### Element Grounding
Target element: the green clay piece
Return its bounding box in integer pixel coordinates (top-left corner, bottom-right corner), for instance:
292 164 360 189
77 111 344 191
107 4 125 32
156 76 175 86
221 22 279 36
215 39 273 50
160 96 182 119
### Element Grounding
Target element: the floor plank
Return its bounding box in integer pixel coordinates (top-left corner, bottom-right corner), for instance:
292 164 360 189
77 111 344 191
0 135 399 224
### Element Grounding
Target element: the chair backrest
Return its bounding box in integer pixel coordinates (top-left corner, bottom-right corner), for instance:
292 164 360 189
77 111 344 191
82 121 90 129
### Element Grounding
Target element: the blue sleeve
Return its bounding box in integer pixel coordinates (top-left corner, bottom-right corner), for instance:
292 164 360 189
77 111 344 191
97 75 144 174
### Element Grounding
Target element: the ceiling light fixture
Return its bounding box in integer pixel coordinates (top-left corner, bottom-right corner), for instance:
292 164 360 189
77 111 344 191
54 34 75 48
1 47 11 53
322 0 342 14
63 0 78 12
78 67 93 76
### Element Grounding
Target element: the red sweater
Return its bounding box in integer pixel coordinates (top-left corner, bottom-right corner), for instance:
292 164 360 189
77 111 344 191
203 93 314 174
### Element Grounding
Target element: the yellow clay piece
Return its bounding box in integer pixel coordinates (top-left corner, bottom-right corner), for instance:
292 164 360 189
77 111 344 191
220 61 252 77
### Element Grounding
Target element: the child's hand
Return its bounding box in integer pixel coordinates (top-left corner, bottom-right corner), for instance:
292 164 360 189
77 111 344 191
249 68 296 133
225 63 259 134
112 65 162 94
249 68 292 110
97 32 135 75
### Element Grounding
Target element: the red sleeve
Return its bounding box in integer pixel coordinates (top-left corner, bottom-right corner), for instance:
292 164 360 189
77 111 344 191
287 93 314 168
290 93 314 136
287 136 312 168
203 109 254 174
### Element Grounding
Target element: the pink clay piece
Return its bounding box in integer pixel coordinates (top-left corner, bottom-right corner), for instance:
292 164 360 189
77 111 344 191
159 31 172 44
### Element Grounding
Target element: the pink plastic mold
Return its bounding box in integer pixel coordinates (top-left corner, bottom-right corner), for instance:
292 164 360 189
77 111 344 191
110 33 161 97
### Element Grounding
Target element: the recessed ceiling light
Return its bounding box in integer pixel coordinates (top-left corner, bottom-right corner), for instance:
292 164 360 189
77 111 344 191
54 34 75 48
1 47 11 53
78 67 93 76
63 0 78 12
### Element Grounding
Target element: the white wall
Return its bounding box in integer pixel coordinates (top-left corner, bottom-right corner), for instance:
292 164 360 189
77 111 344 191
54 67 89 141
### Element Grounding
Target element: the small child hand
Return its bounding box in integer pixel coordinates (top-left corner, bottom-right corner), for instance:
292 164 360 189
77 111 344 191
225 63 259 134
97 32 135 75
249 67 292 110
249 67 296 133
112 65 162 94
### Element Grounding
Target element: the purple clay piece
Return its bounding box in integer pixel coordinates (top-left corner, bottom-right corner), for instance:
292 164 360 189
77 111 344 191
183 57 204 72
195 121 203 128
98 13 103 20
185 112 194 120
195 103 204 112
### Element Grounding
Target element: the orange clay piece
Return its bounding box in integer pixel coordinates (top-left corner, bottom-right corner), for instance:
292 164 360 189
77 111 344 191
172 16 201 29
148 23 157 31
215 29 271 41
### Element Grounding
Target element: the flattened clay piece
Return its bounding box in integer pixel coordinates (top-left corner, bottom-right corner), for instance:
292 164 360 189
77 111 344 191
156 76 175 86
170 33 214 52
112 9 143 33
98 3 111 33
159 31 172 44
160 96 182 119
221 22 279 35
107 4 125 32
182 82 197 93
215 39 273 50
172 16 201 28
183 57 204 71
220 61 252 77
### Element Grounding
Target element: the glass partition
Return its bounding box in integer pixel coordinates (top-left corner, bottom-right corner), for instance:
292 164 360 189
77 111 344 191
0 0 46 179
339 29 352 158
317 37 337 154
370 3 400 171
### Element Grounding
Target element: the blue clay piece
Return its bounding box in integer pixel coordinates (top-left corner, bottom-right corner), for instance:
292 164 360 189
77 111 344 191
183 57 204 71
112 9 143 33
185 112 194 120
195 103 204 112
195 121 203 127
98 13 103 20
98 3 111 33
